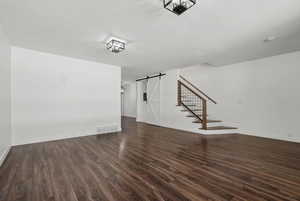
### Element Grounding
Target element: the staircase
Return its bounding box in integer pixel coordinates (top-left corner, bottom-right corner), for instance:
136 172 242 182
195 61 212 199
177 75 237 131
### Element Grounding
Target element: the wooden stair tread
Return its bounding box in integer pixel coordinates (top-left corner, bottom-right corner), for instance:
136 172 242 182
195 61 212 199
177 104 198 107
186 114 207 117
181 109 202 112
193 120 222 123
200 126 237 130
177 105 197 107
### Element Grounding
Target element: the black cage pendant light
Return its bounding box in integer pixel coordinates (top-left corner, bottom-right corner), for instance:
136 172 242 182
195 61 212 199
163 0 196 15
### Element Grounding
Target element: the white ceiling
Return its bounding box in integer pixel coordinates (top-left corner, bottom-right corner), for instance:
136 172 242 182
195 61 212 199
1 0 300 81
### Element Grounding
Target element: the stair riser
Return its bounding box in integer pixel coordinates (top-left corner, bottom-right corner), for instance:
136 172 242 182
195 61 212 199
195 122 226 127
199 130 239 135
200 126 238 131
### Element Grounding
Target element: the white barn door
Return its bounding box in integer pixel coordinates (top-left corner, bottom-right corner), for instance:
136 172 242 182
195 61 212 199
144 77 161 125
136 77 161 126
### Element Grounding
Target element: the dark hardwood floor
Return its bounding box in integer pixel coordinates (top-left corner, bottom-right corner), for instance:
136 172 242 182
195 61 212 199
1 117 300 201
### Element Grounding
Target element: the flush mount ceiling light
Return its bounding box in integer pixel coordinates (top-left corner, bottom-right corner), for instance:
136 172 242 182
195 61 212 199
163 0 196 15
106 37 126 53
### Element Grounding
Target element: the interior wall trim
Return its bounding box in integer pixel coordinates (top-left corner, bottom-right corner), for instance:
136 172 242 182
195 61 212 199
12 128 122 146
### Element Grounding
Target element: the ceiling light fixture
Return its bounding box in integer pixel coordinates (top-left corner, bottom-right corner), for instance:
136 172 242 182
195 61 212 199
106 37 126 53
163 0 196 15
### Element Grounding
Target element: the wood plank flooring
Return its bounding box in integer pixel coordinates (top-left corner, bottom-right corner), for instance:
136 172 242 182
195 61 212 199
1 117 300 201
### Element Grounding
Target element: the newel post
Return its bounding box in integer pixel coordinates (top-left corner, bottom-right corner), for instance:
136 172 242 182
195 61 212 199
177 80 182 106
202 99 207 130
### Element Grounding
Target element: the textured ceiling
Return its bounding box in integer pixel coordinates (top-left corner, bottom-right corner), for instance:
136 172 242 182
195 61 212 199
1 0 300 81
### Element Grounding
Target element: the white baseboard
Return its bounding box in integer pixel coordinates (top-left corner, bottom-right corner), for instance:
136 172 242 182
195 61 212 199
13 128 122 146
0 146 11 167
94 128 122 135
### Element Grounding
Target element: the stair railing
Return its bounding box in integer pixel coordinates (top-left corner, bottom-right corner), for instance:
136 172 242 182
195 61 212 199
179 75 217 104
177 80 208 129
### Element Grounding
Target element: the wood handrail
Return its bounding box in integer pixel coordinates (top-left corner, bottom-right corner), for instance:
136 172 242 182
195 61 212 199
179 75 217 104
178 80 207 101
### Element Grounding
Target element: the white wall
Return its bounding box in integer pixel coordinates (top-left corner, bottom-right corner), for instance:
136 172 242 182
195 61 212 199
137 51 300 142
0 25 11 165
11 47 121 145
180 51 300 142
122 82 136 118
